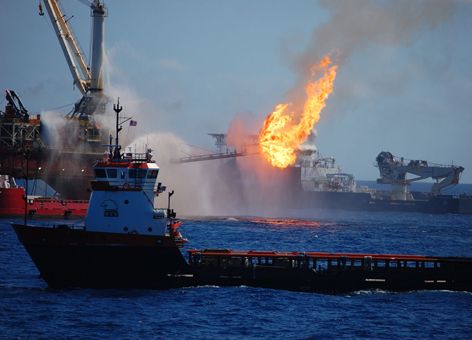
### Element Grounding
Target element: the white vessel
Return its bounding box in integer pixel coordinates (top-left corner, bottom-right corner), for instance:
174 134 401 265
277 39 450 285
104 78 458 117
12 101 188 288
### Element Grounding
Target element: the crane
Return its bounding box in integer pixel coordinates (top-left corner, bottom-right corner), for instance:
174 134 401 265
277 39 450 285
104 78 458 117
41 0 107 117
4 90 29 121
376 151 464 199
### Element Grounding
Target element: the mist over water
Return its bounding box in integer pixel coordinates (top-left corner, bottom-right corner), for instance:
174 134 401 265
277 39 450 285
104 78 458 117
126 132 296 216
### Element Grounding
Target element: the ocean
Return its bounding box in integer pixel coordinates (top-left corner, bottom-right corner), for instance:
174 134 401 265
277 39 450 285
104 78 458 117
1 211 472 338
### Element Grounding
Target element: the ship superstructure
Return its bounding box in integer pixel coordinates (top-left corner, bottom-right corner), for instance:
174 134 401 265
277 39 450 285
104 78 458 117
297 145 356 193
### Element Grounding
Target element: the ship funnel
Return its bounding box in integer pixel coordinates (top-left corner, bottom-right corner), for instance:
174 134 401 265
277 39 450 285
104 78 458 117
90 1 107 92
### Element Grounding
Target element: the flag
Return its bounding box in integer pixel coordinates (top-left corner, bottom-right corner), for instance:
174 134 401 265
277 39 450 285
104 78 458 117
129 120 137 127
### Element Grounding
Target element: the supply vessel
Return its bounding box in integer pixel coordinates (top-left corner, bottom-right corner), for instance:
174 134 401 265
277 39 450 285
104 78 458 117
0 176 87 218
11 102 472 293
12 102 189 288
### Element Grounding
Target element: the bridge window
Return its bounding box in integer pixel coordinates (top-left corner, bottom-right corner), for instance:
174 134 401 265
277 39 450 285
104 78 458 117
94 168 106 178
106 169 117 178
129 169 147 179
147 170 159 179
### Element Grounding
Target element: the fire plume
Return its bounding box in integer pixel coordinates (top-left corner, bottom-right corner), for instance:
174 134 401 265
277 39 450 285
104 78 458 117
258 55 338 168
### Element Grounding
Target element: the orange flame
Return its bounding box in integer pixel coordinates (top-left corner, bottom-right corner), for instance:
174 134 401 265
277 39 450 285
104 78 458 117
258 55 338 168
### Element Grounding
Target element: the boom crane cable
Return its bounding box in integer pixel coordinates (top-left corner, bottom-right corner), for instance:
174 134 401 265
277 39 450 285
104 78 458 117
46 102 76 113
72 0 100 70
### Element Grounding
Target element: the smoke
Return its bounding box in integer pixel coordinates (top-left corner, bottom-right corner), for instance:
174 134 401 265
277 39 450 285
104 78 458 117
122 114 296 216
296 0 456 75
40 110 67 147
127 132 248 216
286 0 457 105
209 0 460 216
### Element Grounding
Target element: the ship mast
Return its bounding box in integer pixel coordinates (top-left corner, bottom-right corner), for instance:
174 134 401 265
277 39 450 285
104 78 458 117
112 99 122 160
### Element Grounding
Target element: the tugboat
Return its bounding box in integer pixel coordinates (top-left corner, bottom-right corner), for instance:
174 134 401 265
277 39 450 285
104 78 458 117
12 101 188 288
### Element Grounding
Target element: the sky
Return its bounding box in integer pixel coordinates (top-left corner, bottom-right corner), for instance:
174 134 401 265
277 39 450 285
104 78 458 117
2 0 472 183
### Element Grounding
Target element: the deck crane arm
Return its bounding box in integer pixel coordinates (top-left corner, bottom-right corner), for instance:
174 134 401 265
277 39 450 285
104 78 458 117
42 0 91 95
376 151 464 196
4 90 29 121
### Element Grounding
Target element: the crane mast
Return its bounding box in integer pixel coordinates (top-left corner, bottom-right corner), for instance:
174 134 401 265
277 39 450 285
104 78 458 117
42 0 107 117
89 1 106 92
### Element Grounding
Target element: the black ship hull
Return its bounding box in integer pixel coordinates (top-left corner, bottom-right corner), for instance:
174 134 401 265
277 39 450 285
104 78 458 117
12 224 472 293
280 167 472 214
189 250 472 294
297 191 472 214
12 224 189 289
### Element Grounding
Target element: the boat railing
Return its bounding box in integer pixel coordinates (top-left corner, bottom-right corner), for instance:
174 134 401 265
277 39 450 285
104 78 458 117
188 249 472 273
90 180 157 192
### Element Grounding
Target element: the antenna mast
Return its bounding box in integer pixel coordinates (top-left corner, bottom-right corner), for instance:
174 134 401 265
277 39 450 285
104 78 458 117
113 98 123 159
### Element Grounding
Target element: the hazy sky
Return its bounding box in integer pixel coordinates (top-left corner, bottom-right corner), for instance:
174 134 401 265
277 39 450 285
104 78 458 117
2 0 472 182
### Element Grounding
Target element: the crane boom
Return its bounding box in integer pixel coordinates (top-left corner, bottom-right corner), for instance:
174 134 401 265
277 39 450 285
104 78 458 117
376 151 464 197
43 0 91 95
41 0 108 118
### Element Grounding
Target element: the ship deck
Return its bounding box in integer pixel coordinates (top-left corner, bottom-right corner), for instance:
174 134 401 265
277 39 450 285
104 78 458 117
188 249 472 293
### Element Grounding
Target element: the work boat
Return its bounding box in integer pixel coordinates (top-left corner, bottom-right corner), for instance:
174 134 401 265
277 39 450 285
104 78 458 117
12 102 188 289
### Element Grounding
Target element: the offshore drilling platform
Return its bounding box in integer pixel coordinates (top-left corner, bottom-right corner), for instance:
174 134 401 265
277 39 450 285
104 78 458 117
0 0 108 201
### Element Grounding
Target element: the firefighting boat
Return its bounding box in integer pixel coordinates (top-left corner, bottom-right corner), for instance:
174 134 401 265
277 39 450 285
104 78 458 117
12 101 188 288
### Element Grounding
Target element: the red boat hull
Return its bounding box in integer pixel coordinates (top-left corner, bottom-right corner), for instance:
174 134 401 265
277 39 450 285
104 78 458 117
0 187 88 218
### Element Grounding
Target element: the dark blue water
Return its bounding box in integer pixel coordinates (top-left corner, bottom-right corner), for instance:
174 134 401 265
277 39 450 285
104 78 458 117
1 211 472 338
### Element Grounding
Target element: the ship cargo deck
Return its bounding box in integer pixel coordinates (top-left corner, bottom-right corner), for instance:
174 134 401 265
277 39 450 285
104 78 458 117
187 249 472 293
